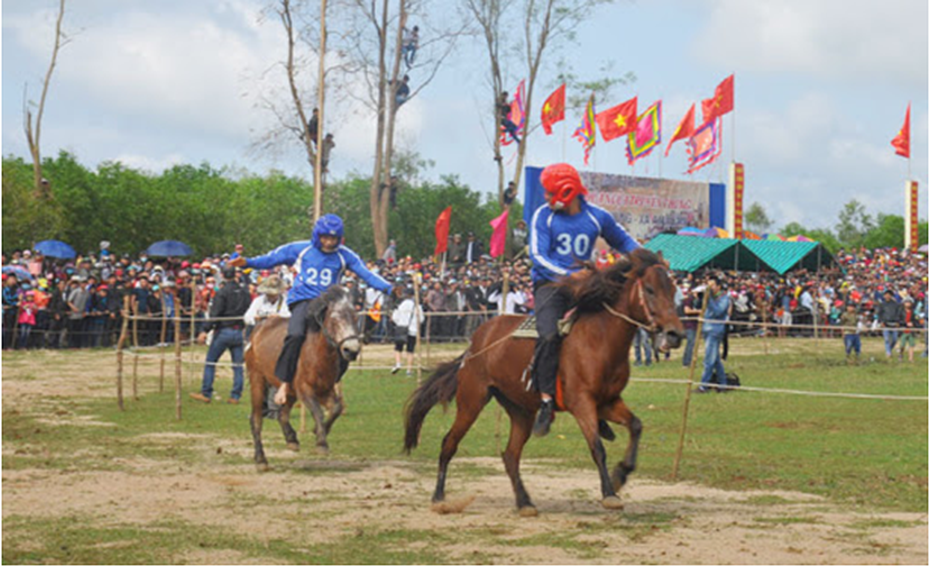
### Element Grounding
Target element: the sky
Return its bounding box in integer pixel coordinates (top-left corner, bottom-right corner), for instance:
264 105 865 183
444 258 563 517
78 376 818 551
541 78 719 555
3 0 928 231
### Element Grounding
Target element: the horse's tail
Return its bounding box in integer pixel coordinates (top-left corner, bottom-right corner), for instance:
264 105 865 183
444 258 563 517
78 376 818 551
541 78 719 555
403 353 465 454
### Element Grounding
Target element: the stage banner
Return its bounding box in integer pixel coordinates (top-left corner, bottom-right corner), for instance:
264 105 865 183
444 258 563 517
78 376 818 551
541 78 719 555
579 171 711 241
905 180 919 251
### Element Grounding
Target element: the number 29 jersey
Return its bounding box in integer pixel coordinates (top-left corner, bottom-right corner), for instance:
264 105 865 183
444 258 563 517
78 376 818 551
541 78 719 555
245 241 392 305
529 199 640 284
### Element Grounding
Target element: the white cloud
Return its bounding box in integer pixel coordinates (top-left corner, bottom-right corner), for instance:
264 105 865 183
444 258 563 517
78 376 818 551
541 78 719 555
694 0 927 89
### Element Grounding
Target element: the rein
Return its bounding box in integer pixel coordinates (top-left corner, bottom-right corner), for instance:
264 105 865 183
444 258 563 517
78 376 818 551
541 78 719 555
602 278 658 332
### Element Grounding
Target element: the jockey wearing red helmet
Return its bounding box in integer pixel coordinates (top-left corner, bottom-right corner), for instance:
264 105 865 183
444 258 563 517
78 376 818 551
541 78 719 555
529 163 641 436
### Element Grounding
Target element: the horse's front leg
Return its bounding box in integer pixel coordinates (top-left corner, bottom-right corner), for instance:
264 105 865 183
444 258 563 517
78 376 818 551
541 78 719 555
322 382 345 435
278 395 300 452
307 397 330 453
599 398 641 491
572 398 623 510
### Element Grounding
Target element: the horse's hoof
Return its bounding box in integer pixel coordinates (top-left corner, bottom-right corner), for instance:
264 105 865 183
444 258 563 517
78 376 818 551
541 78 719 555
601 496 624 510
518 506 538 518
256 462 270 472
286 442 300 452
315 443 330 455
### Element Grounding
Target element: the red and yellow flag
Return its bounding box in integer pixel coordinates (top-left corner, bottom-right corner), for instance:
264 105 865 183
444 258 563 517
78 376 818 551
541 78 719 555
595 97 637 142
892 103 910 158
701 74 734 123
665 103 696 157
540 84 566 135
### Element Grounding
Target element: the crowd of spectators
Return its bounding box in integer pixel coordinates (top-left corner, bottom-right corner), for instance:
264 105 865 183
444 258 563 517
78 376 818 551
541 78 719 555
2 241 926 362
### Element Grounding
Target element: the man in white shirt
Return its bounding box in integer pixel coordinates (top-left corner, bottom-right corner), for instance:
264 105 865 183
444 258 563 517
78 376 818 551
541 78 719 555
244 275 291 338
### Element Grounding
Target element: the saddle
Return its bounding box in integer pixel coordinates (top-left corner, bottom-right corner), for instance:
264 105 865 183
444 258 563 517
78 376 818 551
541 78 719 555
511 308 579 339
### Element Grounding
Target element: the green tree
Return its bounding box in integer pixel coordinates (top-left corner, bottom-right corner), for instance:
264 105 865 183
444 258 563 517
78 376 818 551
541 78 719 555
835 199 874 248
744 201 773 234
862 213 905 249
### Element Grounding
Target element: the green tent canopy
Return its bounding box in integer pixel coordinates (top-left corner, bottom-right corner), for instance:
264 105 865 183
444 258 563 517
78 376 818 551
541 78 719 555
642 234 836 274
643 234 763 273
740 240 835 275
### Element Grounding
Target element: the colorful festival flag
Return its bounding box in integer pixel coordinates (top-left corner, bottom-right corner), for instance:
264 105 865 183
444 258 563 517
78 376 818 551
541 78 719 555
434 206 452 256
892 103 911 158
573 94 597 165
369 298 382 323
665 103 696 157
501 80 526 146
626 101 662 166
701 74 734 123
686 118 722 174
595 97 637 142
488 209 510 258
540 84 566 135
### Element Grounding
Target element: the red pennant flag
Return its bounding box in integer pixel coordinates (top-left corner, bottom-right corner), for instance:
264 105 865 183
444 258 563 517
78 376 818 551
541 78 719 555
434 206 452 256
595 97 638 142
665 103 696 157
701 74 734 123
488 209 509 258
892 103 911 158
540 84 566 135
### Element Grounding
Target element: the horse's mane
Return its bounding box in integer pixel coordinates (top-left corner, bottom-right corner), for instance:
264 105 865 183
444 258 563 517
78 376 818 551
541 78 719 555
555 248 664 315
306 285 349 332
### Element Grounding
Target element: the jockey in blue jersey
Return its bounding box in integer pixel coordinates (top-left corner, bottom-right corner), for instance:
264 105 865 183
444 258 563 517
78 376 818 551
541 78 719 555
229 214 392 404
530 163 641 436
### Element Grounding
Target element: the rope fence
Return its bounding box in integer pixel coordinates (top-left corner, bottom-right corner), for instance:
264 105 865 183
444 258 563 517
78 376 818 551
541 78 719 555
106 297 926 479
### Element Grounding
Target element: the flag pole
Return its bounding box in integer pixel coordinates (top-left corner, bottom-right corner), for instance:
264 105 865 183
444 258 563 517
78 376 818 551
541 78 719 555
731 71 736 166
562 117 566 162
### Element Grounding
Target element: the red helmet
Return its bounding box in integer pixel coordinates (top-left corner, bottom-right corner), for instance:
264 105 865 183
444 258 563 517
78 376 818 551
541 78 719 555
540 163 587 210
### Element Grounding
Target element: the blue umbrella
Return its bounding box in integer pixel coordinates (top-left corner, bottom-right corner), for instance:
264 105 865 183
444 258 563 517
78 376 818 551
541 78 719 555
146 240 193 257
34 239 76 259
2 265 35 282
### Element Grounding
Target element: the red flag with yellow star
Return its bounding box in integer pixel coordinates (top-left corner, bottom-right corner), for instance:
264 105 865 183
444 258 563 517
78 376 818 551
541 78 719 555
701 74 734 123
892 103 910 158
595 97 637 142
540 84 565 135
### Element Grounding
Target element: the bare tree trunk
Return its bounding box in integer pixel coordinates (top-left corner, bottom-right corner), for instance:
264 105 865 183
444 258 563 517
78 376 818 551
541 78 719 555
313 0 329 221
23 0 67 199
280 0 318 187
379 4 408 253
368 0 391 257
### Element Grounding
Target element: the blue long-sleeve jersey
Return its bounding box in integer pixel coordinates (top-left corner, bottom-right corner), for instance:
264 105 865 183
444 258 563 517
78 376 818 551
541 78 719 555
530 199 641 283
245 241 392 305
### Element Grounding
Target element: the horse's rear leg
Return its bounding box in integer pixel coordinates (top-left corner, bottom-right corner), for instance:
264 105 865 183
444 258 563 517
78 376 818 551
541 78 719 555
433 377 488 504
495 393 536 516
600 398 641 491
249 373 270 471
573 398 623 510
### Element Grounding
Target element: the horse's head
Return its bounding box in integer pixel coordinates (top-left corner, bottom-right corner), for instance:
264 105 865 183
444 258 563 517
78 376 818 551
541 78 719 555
559 248 684 352
626 249 685 352
307 286 362 361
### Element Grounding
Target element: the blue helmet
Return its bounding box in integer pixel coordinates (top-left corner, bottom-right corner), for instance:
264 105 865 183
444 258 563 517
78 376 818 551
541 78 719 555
311 214 344 249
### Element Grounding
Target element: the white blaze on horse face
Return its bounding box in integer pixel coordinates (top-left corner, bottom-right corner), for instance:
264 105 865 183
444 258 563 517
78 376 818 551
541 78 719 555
331 295 361 353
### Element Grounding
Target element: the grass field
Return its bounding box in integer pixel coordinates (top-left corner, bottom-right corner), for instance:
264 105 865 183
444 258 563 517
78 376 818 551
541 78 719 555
2 335 927 563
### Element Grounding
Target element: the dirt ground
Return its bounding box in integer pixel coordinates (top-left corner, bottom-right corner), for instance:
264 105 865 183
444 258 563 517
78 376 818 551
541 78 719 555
3 346 928 564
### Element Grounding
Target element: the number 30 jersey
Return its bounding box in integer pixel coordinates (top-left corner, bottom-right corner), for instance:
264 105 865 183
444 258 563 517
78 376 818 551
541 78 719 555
245 241 392 305
530 199 640 284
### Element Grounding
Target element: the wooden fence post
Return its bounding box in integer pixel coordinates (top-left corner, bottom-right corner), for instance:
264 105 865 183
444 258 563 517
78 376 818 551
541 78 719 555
174 308 183 420
132 303 140 400
672 288 711 480
115 296 131 410
159 294 167 392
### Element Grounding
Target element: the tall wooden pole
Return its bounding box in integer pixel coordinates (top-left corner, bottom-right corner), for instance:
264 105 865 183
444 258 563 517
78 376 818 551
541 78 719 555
159 294 167 392
132 304 140 400
312 0 328 219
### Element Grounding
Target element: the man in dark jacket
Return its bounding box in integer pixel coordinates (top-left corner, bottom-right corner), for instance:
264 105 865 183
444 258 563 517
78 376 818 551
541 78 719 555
875 289 904 359
190 266 251 404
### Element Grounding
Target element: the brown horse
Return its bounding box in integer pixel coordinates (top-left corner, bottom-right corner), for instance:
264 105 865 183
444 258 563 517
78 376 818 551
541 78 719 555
404 248 683 514
245 286 361 470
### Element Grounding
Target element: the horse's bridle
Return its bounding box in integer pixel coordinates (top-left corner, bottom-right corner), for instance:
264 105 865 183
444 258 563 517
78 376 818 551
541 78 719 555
602 276 658 333
313 306 362 360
